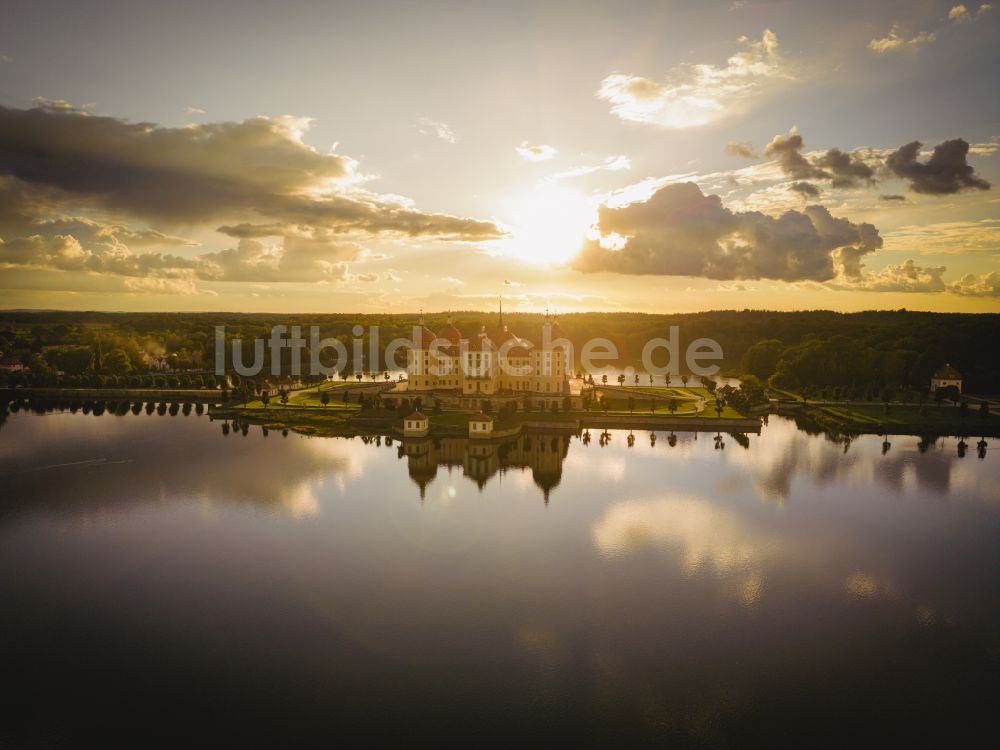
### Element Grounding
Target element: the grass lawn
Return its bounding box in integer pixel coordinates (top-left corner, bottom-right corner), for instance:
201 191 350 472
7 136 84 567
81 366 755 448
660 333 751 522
818 403 1000 428
593 385 703 400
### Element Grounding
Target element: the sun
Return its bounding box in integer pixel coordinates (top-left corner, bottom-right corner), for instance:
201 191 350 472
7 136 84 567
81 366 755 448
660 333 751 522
500 184 598 266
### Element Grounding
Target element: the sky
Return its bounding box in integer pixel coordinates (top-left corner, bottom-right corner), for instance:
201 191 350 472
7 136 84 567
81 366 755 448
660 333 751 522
0 0 999 313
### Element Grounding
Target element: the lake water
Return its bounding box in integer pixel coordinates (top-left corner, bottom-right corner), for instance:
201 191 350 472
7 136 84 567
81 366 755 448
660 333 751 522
1 409 998 746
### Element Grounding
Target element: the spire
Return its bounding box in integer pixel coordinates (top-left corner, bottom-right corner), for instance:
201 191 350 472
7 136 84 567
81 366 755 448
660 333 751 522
418 307 425 326
499 296 503 329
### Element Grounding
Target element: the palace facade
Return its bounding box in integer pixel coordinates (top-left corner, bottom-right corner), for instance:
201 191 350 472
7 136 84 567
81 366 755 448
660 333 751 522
406 311 570 396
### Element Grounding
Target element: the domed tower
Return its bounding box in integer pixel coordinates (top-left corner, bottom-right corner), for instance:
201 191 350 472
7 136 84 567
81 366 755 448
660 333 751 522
437 314 462 347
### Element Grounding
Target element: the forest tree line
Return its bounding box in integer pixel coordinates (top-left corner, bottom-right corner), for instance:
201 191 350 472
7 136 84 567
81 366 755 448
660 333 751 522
1 309 997 394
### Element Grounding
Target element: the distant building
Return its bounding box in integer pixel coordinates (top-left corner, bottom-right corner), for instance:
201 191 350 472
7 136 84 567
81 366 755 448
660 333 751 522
931 364 962 394
468 412 494 439
406 306 570 396
403 411 429 437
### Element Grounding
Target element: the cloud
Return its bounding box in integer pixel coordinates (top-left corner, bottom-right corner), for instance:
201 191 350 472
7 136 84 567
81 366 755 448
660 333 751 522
868 25 936 53
813 147 876 188
516 142 557 161
788 181 821 198
879 194 907 202
885 139 991 194
0 104 500 241
762 130 990 195
574 181 882 282
597 29 790 128
725 141 758 159
503 278 521 287
949 3 992 22
851 259 947 293
184 106 206 115
417 116 457 143
31 96 95 112
764 128 875 187
882 218 1000 253
195 236 356 282
545 154 631 182
948 270 1000 296
763 128 828 180
0 229 358 285
949 4 972 21
122 277 202 296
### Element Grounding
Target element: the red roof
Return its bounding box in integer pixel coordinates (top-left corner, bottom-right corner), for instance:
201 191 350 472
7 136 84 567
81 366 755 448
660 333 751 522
437 322 462 344
406 411 428 420
933 364 962 379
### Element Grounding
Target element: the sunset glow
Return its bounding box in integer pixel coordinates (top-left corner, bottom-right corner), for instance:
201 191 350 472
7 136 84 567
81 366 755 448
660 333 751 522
0 0 997 313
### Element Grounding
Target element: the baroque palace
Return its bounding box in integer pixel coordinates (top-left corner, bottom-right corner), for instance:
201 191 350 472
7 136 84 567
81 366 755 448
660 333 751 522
405 308 570 397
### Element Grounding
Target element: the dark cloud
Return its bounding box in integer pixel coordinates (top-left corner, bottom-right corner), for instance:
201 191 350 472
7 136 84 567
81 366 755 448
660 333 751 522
763 129 827 180
885 138 991 194
879 194 907 202
573 182 882 282
788 181 821 198
765 129 876 189
764 130 989 197
814 147 876 188
0 103 502 240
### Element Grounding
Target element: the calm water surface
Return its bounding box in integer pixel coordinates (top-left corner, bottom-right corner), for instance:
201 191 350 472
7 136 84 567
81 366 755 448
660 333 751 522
1 410 998 746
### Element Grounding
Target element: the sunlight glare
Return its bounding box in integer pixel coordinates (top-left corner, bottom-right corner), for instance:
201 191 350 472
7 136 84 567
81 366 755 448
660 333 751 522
501 184 598 266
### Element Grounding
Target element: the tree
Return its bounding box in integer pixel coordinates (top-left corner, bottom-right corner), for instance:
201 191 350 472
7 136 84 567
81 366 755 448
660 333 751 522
715 399 724 418
681 374 689 388
648 373 654 386
104 348 132 375
633 373 640 386
941 385 961 407
601 374 608 386
668 399 678 415
321 391 330 407
617 373 625 387
740 339 783 380
261 391 270 408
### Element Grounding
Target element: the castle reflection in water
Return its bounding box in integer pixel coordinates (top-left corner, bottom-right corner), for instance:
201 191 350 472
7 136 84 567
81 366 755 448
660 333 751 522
401 433 570 503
